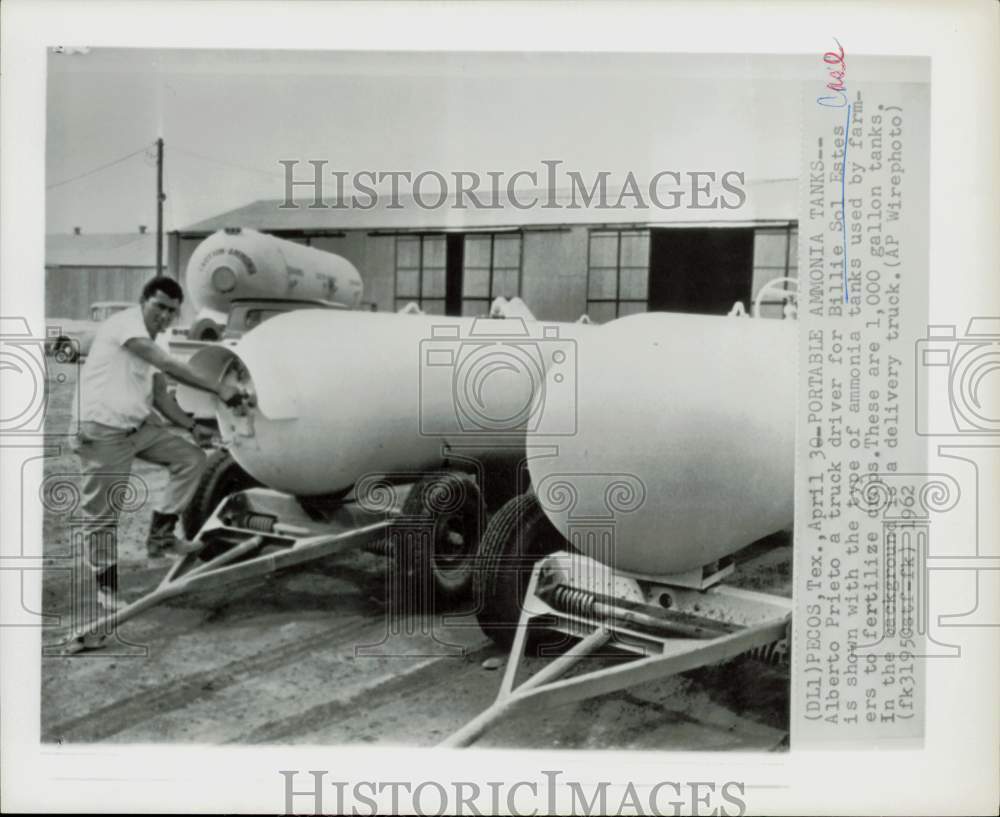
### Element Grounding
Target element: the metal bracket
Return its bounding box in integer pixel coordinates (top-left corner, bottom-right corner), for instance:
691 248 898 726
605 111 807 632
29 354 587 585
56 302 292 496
441 551 791 747
59 485 411 653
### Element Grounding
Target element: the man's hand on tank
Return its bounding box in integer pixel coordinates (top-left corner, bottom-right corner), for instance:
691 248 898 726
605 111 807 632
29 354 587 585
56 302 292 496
216 383 245 407
191 425 215 446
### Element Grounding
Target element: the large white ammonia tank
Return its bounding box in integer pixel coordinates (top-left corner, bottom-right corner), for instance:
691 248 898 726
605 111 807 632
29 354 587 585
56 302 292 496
185 228 363 312
527 311 794 577
193 309 590 495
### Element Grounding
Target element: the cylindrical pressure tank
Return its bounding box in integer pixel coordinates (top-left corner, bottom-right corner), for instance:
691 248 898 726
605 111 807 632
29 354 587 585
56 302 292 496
185 228 363 312
527 311 794 577
190 309 591 496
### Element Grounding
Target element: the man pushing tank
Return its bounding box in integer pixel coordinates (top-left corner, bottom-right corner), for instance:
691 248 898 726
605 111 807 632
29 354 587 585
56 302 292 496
71 276 246 611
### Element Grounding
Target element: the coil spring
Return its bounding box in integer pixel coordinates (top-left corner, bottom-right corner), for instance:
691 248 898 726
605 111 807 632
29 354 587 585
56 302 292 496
365 538 396 556
743 639 789 666
547 585 597 620
240 513 276 533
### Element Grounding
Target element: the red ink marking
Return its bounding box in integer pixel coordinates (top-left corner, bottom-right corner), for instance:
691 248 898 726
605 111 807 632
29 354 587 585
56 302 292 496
817 38 848 108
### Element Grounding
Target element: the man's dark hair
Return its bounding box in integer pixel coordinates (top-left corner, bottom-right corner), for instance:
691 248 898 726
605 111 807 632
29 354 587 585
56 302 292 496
141 276 184 303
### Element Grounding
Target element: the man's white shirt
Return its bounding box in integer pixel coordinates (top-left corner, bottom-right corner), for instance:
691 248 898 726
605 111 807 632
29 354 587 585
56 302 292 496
75 306 161 430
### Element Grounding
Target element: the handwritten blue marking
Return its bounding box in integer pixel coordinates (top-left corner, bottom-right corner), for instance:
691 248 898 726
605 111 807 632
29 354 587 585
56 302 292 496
842 102 852 303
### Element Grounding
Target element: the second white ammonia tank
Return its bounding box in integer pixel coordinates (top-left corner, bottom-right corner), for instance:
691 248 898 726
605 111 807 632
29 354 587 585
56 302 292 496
185 228 363 312
527 311 794 576
197 309 591 495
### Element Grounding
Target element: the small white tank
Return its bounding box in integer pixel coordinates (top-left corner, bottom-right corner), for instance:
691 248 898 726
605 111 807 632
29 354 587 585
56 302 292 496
527 311 795 576
190 309 592 496
185 228 363 312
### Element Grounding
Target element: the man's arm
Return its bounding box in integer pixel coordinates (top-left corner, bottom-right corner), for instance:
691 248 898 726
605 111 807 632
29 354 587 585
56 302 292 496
124 337 242 405
152 373 196 430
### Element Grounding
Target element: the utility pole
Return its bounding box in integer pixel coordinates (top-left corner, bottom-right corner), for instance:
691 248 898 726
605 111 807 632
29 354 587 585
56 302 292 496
156 137 164 276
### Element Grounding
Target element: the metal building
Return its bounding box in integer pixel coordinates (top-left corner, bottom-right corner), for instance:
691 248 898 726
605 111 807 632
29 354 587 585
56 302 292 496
46 227 160 319
168 178 797 323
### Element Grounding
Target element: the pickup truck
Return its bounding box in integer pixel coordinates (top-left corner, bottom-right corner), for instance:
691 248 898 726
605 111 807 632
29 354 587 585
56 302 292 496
167 297 346 362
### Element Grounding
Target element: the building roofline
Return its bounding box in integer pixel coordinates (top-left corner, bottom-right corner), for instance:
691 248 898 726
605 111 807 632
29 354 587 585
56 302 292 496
171 217 797 239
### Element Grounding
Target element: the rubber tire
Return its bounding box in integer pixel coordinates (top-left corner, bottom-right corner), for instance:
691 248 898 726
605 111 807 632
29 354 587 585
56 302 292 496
189 318 223 342
182 449 260 539
395 471 484 604
296 486 355 520
54 338 78 364
474 490 567 649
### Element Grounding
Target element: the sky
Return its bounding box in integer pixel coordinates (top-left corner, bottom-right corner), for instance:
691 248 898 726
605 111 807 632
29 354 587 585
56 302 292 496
46 49 804 235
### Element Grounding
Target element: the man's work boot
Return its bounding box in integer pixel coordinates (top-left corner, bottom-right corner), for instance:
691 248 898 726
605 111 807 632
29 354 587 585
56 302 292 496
146 511 203 559
95 564 125 612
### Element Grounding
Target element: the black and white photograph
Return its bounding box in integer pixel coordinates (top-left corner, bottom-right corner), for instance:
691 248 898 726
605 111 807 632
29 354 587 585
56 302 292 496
1 2 997 815
39 46 798 752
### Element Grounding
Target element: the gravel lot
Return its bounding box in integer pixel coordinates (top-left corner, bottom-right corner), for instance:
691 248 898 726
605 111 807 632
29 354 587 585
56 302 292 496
40 359 791 749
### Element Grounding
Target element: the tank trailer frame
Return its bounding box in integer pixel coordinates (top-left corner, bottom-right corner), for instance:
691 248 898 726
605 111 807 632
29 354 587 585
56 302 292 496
62 473 479 654
443 550 791 747
61 481 791 753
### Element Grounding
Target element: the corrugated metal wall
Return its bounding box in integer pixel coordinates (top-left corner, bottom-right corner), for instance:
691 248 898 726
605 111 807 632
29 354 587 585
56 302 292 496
46 266 153 319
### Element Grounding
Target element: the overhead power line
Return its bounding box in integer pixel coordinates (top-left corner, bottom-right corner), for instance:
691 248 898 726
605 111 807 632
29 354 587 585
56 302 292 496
46 145 152 190
169 145 287 180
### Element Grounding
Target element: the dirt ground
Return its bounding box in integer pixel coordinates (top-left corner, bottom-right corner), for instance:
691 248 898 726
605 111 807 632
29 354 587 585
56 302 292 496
39 360 792 750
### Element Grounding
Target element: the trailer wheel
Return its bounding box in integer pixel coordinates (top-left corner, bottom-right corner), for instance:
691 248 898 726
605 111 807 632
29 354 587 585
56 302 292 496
395 471 484 603
189 317 223 342
182 449 260 540
474 490 567 648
